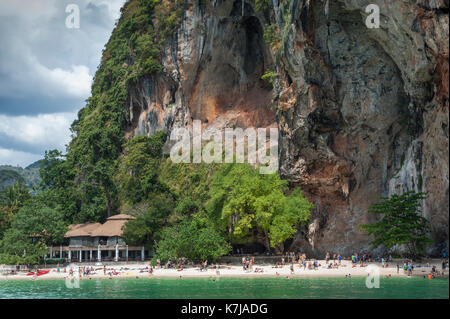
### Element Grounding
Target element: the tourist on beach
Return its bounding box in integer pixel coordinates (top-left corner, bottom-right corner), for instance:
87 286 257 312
325 252 330 264
157 258 161 268
407 263 413 276
397 264 400 274
338 254 342 265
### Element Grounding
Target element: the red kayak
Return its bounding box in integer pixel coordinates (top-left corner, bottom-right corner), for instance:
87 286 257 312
26 270 50 276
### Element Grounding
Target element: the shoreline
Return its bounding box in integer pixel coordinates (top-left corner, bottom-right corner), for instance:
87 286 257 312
2 260 448 281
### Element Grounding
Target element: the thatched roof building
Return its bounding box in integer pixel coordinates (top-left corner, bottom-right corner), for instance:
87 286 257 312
65 223 102 238
53 215 146 262
65 214 134 238
90 214 135 237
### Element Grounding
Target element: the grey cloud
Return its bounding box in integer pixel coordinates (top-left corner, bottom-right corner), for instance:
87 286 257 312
0 0 125 115
0 0 125 166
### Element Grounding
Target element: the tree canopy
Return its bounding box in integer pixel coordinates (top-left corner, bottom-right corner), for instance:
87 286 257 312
360 191 433 258
154 219 231 263
207 164 313 251
0 201 67 265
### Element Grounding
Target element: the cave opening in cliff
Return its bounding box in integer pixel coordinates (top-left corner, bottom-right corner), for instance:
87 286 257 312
242 16 265 84
189 3 276 128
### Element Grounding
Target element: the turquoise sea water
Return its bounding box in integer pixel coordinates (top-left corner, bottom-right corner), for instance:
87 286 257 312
0 277 448 299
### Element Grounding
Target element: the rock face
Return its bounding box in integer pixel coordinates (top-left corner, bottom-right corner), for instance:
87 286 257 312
125 0 277 141
124 0 448 256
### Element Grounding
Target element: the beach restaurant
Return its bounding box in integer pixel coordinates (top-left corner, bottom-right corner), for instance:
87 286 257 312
47 214 149 263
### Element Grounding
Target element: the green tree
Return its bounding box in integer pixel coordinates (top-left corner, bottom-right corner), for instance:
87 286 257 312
116 132 170 205
154 219 231 263
0 181 31 239
0 206 15 239
0 181 30 208
269 188 313 249
360 191 433 258
207 164 313 252
121 196 174 249
39 150 82 224
0 201 67 265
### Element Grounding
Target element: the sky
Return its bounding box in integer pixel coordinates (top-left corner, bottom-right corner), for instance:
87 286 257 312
0 0 126 168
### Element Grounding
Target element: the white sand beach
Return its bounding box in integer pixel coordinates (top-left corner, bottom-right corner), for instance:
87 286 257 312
1 259 447 281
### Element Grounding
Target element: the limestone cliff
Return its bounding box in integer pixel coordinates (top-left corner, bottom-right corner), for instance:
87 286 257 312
123 0 449 256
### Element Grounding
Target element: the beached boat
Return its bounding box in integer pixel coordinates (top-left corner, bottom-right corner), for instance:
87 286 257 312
26 270 50 276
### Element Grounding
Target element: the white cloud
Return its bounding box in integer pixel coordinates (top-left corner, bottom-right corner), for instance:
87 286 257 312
0 112 77 165
34 63 93 98
0 0 126 167
0 148 42 168
0 0 126 109
0 112 75 146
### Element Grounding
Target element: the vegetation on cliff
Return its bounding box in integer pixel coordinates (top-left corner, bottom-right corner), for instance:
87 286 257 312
67 0 184 222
